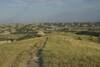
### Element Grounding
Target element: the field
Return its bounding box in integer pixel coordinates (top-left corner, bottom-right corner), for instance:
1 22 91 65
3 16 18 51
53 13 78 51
42 32 100 67
0 37 46 67
0 32 100 67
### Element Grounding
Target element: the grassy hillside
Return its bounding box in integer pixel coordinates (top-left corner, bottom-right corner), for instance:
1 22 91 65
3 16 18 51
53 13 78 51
0 32 100 67
42 32 100 67
0 37 45 67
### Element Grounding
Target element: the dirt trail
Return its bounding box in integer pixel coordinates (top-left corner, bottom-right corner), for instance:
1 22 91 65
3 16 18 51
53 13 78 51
9 37 48 67
27 37 48 67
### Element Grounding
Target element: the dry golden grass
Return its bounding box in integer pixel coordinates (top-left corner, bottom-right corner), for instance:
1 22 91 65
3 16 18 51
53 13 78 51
0 37 43 67
42 32 100 67
0 32 100 67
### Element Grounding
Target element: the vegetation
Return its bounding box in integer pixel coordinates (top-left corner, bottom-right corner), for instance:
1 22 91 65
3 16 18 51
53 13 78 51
0 22 100 67
0 37 45 67
42 32 100 67
98 35 100 43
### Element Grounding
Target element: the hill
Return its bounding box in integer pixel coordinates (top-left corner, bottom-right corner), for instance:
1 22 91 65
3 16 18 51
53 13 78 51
42 32 100 67
0 32 100 67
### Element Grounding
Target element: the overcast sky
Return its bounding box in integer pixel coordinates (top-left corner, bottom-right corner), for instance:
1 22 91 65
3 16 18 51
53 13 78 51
0 0 100 23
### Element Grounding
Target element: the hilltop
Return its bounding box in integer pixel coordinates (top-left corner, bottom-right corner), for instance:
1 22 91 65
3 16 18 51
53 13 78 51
0 32 100 67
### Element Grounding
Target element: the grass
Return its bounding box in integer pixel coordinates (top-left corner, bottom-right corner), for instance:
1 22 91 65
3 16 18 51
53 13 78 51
42 32 100 67
0 37 43 67
0 32 100 67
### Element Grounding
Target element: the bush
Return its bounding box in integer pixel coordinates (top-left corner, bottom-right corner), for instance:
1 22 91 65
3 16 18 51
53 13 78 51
36 31 45 37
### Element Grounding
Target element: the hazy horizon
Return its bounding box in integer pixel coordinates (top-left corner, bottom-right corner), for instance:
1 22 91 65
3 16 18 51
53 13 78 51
0 0 100 23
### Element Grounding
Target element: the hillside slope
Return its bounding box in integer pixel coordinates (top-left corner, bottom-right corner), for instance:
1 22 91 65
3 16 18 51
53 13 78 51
0 32 100 67
42 32 100 67
0 37 46 67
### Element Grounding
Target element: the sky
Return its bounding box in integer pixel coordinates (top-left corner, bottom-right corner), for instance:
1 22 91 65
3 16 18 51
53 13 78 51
0 0 100 23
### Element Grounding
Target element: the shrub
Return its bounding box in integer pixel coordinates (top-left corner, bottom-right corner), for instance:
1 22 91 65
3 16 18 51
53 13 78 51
36 31 45 37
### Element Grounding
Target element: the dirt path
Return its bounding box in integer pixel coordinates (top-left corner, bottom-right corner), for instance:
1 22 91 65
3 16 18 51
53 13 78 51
27 37 48 67
9 37 48 67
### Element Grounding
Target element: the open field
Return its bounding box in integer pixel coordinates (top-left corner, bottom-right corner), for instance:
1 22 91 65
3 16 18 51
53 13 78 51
0 37 46 67
42 32 100 67
0 32 100 67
